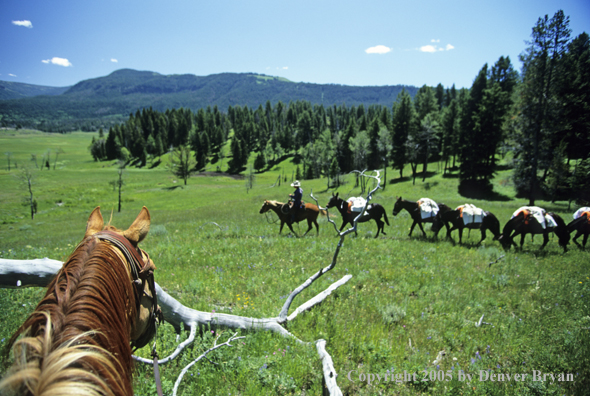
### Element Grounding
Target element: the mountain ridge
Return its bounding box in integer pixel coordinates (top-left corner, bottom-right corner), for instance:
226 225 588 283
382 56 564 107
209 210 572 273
0 69 419 131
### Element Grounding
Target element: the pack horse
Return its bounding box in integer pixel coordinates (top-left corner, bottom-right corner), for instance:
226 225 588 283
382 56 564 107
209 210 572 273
325 192 390 237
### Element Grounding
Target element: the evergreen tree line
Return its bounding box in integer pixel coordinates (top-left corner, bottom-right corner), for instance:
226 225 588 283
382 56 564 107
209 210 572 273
90 10 589 203
90 105 230 168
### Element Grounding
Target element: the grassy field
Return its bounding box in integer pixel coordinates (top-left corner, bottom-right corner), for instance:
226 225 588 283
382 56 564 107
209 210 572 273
0 130 588 395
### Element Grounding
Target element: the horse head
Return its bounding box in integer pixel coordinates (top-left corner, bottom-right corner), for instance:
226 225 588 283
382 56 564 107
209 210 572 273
85 207 160 349
497 233 512 250
259 200 270 214
325 193 340 209
1 206 160 396
392 196 403 216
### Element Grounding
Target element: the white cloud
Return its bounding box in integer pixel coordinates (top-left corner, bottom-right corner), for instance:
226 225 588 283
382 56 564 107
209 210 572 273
365 45 391 54
282 66 288 70
419 45 438 53
9 73 17 77
431 39 440 43
111 58 118 63
12 20 32 28
418 43 455 52
42 57 73 67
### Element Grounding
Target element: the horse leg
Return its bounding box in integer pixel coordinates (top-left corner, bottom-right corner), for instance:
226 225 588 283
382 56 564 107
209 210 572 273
302 219 314 237
583 233 589 248
408 220 416 236
478 228 487 245
417 222 427 237
279 221 285 234
540 233 549 249
519 233 526 249
287 221 298 237
446 223 453 240
458 228 464 244
375 219 384 238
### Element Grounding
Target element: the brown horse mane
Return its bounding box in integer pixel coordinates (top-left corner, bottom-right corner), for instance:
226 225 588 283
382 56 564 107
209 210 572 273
1 231 138 396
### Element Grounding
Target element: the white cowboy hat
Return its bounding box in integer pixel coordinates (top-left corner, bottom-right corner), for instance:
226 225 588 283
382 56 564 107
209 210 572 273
291 180 301 187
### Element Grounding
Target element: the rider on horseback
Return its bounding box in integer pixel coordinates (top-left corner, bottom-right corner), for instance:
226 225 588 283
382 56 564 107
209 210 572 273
289 180 303 223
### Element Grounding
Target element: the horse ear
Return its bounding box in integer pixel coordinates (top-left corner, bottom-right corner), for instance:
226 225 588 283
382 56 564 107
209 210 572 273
123 206 151 245
85 207 104 238
336 192 339 198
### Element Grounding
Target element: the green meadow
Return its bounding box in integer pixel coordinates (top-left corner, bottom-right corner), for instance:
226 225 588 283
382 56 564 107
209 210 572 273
0 130 588 395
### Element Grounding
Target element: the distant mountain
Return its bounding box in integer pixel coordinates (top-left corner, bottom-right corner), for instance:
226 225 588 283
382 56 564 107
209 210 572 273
0 81 69 100
0 69 418 131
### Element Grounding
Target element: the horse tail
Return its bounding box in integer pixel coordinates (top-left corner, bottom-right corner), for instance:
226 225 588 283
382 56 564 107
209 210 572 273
383 207 390 225
550 212 570 249
319 209 327 217
487 212 501 240
0 313 122 396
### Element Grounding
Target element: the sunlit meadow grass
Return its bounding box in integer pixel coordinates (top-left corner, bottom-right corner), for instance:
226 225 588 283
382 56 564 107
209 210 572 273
1 130 589 395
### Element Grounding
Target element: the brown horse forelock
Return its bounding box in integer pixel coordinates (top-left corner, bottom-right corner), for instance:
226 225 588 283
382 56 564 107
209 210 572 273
5 235 138 396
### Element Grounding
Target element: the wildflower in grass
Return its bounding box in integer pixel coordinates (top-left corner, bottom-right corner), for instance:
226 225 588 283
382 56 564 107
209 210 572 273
427 336 431 339
471 358 476 364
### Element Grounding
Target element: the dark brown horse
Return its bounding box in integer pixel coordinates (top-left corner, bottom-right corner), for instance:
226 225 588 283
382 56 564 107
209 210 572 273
392 197 451 237
325 192 390 237
0 207 160 396
259 200 325 237
567 211 590 249
431 205 501 244
498 210 570 251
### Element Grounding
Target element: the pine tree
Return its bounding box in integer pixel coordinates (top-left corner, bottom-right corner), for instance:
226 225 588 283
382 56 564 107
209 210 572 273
515 10 571 204
392 90 415 178
254 151 266 172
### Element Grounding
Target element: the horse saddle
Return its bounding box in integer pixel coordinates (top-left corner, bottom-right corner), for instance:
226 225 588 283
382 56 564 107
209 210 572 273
458 204 485 225
418 198 439 219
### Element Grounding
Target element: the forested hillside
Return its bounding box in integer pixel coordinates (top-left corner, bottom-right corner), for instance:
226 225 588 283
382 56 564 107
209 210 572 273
0 81 69 100
88 11 590 204
0 69 417 132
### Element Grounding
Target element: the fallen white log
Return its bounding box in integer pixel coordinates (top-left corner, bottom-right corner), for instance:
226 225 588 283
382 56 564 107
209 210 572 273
316 339 343 396
0 258 62 288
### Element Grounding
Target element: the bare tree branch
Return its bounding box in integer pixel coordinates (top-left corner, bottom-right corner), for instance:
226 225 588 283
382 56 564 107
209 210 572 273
316 339 343 396
172 332 245 396
287 275 352 322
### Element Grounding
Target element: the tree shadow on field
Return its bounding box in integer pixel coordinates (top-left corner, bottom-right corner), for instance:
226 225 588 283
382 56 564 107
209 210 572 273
149 159 162 169
163 185 183 190
390 176 411 184
459 183 512 202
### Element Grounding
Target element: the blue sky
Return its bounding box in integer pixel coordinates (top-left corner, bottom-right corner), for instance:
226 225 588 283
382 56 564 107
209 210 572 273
2 0 589 89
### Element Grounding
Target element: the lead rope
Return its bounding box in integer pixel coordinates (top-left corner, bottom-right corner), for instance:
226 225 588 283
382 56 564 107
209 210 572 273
151 321 164 396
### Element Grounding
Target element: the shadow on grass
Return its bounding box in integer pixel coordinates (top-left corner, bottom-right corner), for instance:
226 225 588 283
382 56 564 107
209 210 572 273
163 185 183 190
149 159 162 169
389 176 411 184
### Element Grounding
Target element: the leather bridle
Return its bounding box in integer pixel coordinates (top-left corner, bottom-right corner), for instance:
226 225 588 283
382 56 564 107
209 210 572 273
94 230 164 396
